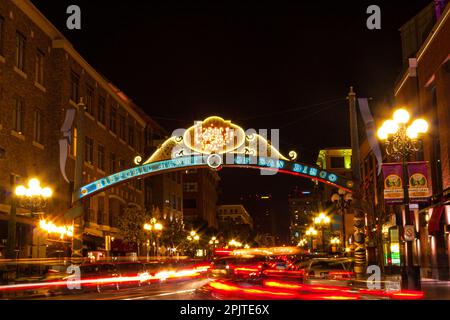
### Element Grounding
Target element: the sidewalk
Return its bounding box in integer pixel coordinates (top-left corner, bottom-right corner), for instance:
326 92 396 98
421 278 450 300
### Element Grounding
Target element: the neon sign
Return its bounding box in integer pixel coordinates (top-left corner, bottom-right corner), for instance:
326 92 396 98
75 155 352 201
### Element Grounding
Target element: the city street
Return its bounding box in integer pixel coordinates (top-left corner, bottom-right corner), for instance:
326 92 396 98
0 0 449 310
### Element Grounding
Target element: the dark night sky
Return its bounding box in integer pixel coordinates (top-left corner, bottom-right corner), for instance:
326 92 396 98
32 0 431 242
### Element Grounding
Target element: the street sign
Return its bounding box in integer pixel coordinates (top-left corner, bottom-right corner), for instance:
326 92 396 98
404 225 415 241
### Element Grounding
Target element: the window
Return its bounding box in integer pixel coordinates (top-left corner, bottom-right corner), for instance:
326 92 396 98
330 156 345 169
33 109 43 144
97 144 105 171
0 16 4 55
35 50 44 85
70 71 80 103
13 98 24 133
109 152 116 173
128 121 134 147
15 32 26 71
85 136 94 165
86 85 94 115
98 96 106 125
109 105 117 133
119 114 126 140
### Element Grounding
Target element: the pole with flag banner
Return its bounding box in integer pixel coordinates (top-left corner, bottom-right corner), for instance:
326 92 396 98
358 98 383 176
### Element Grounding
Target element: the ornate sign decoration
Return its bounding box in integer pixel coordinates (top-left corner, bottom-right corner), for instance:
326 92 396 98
74 116 353 202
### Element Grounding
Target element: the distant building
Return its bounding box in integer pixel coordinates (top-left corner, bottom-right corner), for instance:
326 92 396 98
217 204 253 243
183 169 220 232
288 186 321 245
239 193 278 245
316 148 354 246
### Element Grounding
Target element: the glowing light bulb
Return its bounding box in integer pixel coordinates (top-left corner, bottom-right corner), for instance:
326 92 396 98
15 185 26 196
393 109 410 124
406 126 418 139
382 120 399 134
28 178 40 189
377 126 388 140
41 187 53 198
411 119 428 133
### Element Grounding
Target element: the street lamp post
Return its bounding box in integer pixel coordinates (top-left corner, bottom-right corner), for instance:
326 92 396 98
305 226 318 252
377 108 428 290
144 219 163 259
7 178 53 259
331 189 352 253
314 213 331 253
187 231 200 257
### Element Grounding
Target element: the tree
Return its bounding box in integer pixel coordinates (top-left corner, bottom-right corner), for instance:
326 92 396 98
117 206 150 256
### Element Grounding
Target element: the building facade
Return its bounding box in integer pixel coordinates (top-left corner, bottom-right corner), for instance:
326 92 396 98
183 168 220 232
316 148 354 247
393 1 450 280
288 186 321 245
217 204 253 243
0 0 162 258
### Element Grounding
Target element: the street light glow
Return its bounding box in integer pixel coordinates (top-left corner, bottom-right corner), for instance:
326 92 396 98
393 108 410 124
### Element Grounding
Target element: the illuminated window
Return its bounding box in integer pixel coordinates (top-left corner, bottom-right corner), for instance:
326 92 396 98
12 98 24 134
70 127 77 156
15 32 26 71
35 49 44 85
33 109 43 144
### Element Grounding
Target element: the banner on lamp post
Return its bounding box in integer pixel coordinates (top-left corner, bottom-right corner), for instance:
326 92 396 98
382 162 431 204
382 163 404 204
407 161 431 202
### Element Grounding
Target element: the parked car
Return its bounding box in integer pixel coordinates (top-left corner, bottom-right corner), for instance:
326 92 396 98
298 258 355 284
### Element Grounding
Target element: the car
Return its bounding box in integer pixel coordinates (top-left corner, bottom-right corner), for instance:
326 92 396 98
41 262 121 296
115 262 149 288
299 258 355 284
208 256 268 279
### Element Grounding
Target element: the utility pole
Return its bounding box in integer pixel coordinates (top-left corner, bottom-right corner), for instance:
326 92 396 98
71 98 86 262
348 86 367 278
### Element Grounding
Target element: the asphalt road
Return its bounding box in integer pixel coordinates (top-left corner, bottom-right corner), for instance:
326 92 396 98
30 278 213 300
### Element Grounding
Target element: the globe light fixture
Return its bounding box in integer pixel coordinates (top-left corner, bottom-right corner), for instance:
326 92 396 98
393 108 410 124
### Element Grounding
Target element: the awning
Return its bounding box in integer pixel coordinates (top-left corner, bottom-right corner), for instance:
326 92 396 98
428 205 445 236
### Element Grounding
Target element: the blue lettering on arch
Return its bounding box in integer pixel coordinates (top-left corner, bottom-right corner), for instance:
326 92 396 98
293 163 303 173
328 174 338 182
277 160 285 169
319 171 327 179
309 168 318 176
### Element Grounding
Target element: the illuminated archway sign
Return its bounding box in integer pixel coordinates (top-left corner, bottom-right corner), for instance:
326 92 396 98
73 116 353 202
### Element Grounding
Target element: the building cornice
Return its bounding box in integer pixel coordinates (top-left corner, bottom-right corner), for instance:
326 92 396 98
394 3 450 96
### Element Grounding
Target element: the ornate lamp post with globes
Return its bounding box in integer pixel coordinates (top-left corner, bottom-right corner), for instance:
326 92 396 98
7 178 53 259
377 108 428 290
331 189 352 253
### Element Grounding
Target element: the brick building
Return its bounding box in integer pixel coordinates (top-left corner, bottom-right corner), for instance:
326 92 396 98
0 0 162 258
393 1 450 280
